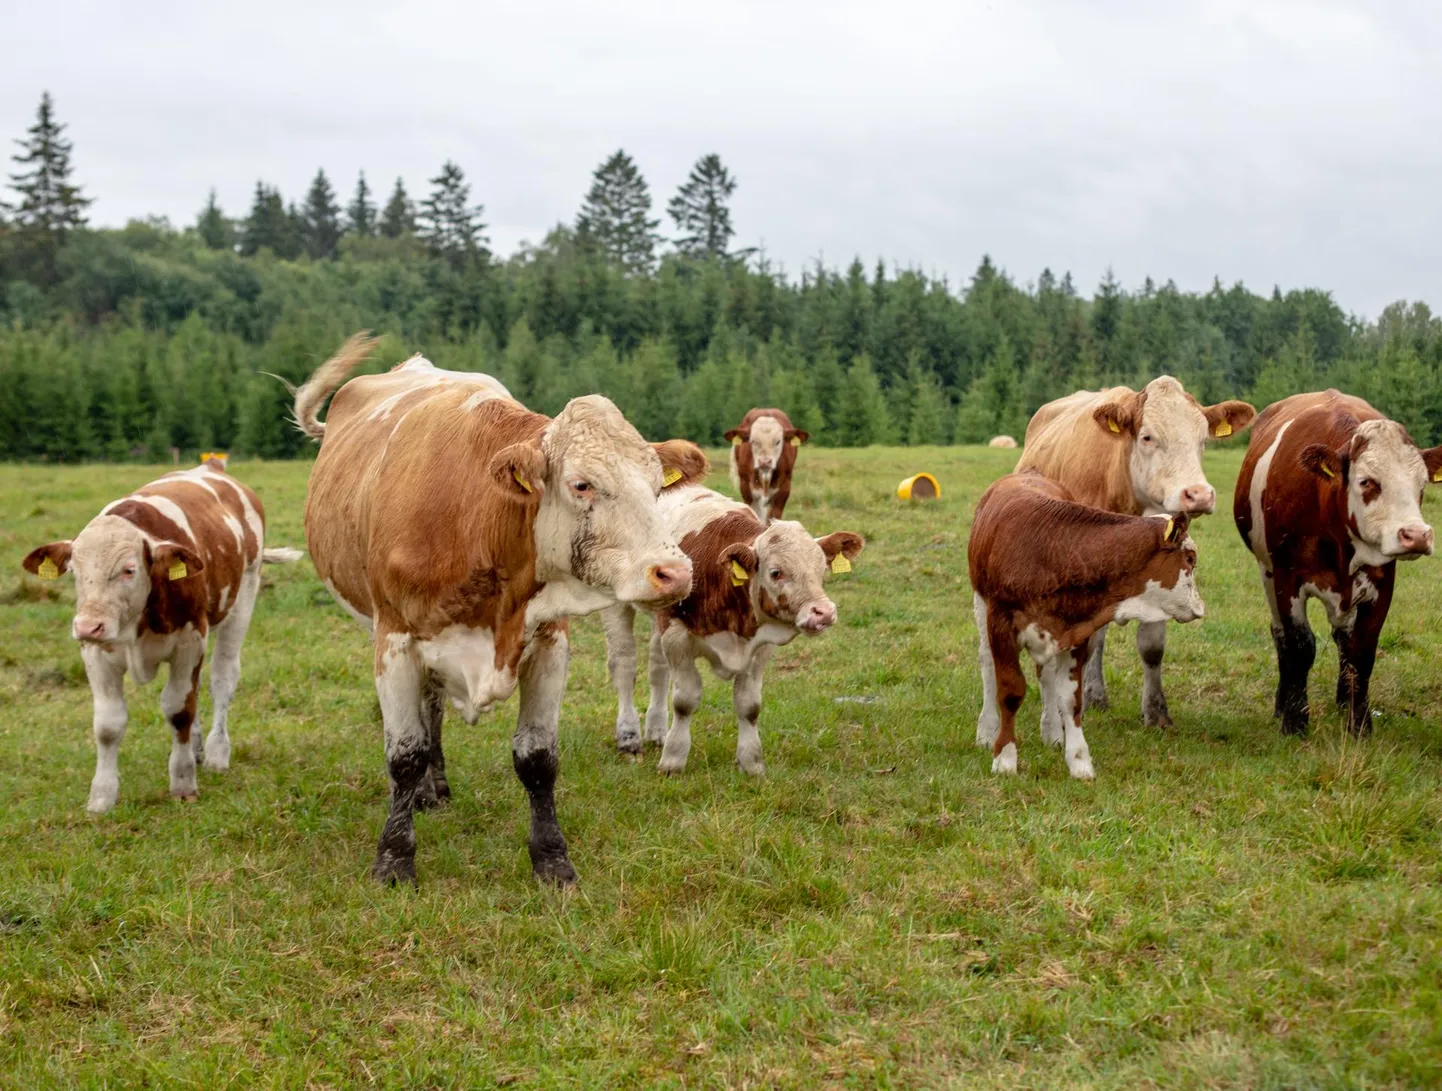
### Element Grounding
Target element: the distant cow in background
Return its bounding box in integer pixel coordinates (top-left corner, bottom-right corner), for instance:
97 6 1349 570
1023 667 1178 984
988 435 1018 449
1235 391 1442 736
726 408 809 521
970 473 1204 779
22 461 301 812
1018 377 1254 727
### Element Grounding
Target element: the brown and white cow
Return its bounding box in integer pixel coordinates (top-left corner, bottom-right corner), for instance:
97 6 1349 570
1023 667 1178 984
296 333 708 886
970 473 1205 779
725 408 809 522
600 485 863 775
22 461 300 812
1018 376 1253 726
1235 390 1442 736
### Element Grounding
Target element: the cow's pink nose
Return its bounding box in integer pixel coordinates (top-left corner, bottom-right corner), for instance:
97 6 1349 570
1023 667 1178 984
647 563 692 599
1180 485 1216 513
797 601 836 634
1398 525 1434 554
74 618 107 642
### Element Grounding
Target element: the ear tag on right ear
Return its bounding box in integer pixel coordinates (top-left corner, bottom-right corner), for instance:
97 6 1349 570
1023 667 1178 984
663 467 683 487
1322 464 1335 479
513 469 533 493
1433 469 1442 483
1215 422 1232 438
1108 420 1120 433
830 553 852 574
789 436 801 447
1162 518 1174 540
168 560 188 581
37 557 59 580
730 560 749 586
731 435 742 447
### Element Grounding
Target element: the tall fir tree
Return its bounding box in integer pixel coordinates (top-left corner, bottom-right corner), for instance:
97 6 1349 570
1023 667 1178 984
420 161 488 267
5 92 91 284
239 182 294 257
668 154 739 260
346 171 376 238
379 177 415 238
576 149 660 275
196 188 234 251
302 169 342 259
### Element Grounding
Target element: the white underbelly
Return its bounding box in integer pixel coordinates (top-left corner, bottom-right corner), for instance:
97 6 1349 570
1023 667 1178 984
417 624 517 723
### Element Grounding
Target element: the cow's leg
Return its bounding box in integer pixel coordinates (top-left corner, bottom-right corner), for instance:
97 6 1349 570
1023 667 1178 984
1273 578 1315 736
1137 621 1172 728
1258 564 1287 719
82 643 129 814
658 626 704 775
989 624 1025 776
372 626 428 885
1038 655 1066 749
160 631 205 802
642 625 671 747
1082 624 1109 711
1058 647 1094 780
974 593 1001 748
602 604 643 755
732 644 773 776
513 621 576 885
204 565 260 771
414 672 449 810
1333 572 1394 737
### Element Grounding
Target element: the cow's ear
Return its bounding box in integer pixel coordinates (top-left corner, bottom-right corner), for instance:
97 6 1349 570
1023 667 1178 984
786 429 810 446
23 541 72 579
652 440 709 489
723 428 748 446
490 440 547 500
1204 400 1256 440
1300 443 1344 482
815 531 865 567
719 542 757 585
151 543 204 582
1159 514 1190 546
1093 394 1141 438
1422 446 1442 484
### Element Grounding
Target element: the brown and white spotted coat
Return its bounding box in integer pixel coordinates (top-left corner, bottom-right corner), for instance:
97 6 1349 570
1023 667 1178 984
295 333 709 886
970 472 1204 779
22 460 299 813
1234 390 1442 736
725 408 809 522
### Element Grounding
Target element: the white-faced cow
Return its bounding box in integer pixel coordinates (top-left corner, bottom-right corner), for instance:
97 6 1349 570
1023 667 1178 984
970 473 1205 779
296 333 709 886
725 408 809 522
601 485 863 775
1017 376 1253 726
22 460 300 812
1235 390 1442 736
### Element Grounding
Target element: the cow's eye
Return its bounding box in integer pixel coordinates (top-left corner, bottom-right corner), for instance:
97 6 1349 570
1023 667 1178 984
1140 433 1154 444
1358 477 1375 492
120 564 137 580
570 481 592 496
769 568 783 580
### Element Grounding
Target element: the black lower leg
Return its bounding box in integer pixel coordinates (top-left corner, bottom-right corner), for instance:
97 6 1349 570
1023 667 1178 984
513 747 576 885
1277 619 1315 736
373 746 427 885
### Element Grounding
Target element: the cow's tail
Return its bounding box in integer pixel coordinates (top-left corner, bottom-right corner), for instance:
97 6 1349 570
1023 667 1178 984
262 547 305 564
292 331 381 441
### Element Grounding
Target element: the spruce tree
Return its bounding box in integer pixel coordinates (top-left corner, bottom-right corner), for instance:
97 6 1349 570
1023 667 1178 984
302 169 342 259
419 161 488 267
239 182 291 257
379 177 415 238
196 189 234 250
346 171 376 238
668 154 738 260
5 92 91 284
576 149 660 275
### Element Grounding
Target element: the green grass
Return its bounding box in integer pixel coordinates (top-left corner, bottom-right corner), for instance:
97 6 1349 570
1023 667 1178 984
1 447 1441 1088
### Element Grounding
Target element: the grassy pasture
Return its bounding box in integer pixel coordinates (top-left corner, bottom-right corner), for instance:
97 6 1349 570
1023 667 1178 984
0 446 1440 1088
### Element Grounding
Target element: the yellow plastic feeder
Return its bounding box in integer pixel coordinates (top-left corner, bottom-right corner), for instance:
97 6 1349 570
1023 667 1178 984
897 473 941 500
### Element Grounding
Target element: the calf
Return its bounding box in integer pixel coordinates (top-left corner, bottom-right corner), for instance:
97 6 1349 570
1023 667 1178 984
602 486 863 775
22 461 300 812
725 408 809 521
1234 390 1442 736
970 473 1204 779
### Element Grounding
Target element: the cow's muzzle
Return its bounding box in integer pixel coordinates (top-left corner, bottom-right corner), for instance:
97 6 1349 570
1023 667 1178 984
797 600 837 635
73 616 113 643
1179 484 1216 514
1397 524 1434 557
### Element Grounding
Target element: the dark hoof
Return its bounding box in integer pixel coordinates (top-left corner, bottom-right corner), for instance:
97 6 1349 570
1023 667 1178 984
172 791 199 803
371 854 417 887
1280 716 1309 738
533 855 578 887
616 735 643 757
1083 691 1109 712
1144 710 1174 730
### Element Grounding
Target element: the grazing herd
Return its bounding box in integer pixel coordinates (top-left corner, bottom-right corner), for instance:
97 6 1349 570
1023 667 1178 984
19 332 1440 888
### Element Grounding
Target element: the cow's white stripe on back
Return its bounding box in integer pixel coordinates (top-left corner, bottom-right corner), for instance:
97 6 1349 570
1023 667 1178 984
1248 419 1293 565
137 495 196 544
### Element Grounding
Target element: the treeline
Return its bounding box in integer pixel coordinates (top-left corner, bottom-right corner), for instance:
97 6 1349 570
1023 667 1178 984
3 93 1442 461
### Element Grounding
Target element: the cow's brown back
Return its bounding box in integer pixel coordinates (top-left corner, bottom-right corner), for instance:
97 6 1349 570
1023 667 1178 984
1016 389 1139 513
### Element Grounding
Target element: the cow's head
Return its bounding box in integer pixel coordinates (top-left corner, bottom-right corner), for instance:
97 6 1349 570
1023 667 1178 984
1301 418 1442 565
1093 377 1255 516
725 413 807 483
721 523 863 636
1114 514 1205 625
490 395 707 607
23 516 204 644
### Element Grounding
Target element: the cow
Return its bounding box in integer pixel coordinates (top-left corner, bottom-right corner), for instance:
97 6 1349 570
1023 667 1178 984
725 408 809 522
600 485 864 775
1017 376 1254 727
988 435 1018 449
1234 391 1442 736
295 333 709 886
22 460 301 813
970 472 1205 779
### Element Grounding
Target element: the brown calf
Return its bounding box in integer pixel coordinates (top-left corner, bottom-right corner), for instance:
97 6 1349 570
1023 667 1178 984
725 408 809 521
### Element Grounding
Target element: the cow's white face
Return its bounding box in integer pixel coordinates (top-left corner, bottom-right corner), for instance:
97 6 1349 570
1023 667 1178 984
1114 522 1205 625
726 524 864 635
748 416 786 481
1338 420 1436 565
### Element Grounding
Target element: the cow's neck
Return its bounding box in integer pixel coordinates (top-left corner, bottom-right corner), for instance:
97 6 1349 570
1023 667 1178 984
524 574 614 634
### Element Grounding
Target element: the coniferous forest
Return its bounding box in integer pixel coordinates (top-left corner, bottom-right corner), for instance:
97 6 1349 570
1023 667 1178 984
2 92 1440 462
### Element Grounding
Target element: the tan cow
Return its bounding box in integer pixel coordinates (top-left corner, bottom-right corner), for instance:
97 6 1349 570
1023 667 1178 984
1017 376 1253 727
296 334 709 886
725 408 808 521
23 461 301 812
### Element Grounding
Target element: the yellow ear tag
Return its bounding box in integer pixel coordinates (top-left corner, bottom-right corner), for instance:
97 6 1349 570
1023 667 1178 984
1108 420 1121 433
789 436 801 447
168 560 188 581
730 560 749 586
1433 469 1442 483
731 435 742 447
1321 464 1335 479
662 467 683 487
1162 518 1174 540
513 469 532 493
37 557 59 580
830 553 852 574
1214 422 1232 438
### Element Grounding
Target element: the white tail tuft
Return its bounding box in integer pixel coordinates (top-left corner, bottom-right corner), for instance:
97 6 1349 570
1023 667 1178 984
262 547 305 564
291 331 382 441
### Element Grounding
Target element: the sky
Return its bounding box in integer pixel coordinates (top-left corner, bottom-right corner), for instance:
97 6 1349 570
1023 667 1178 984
5 0 1440 318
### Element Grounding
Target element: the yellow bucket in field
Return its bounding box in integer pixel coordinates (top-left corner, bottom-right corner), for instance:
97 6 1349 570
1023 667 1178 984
896 473 941 500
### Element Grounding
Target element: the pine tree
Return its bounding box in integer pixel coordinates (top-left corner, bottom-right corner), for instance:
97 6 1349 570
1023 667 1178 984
196 189 234 251
379 177 415 238
5 92 91 284
905 358 950 445
668 154 739 260
420 161 488 267
576 149 660 275
239 182 296 258
835 355 893 446
302 169 342 259
347 171 376 238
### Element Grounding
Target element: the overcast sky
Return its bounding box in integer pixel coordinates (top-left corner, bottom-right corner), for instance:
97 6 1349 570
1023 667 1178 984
6 0 1440 318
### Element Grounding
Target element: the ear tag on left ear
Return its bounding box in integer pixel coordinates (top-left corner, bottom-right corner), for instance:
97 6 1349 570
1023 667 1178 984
1108 420 1121 434
1214 422 1232 438
789 436 801 447
731 435 742 447
830 553 852 574
1322 464 1335 479
730 560 749 586
37 557 59 580
1162 517 1174 540
1433 469 1442 483
168 560 188 581
663 467 682 487
513 469 533 493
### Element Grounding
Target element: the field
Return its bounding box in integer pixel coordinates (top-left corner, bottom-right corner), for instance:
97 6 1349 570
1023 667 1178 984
1 446 1440 1088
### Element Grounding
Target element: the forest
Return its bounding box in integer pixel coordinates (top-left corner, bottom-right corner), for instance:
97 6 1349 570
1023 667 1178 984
2 93 1441 461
